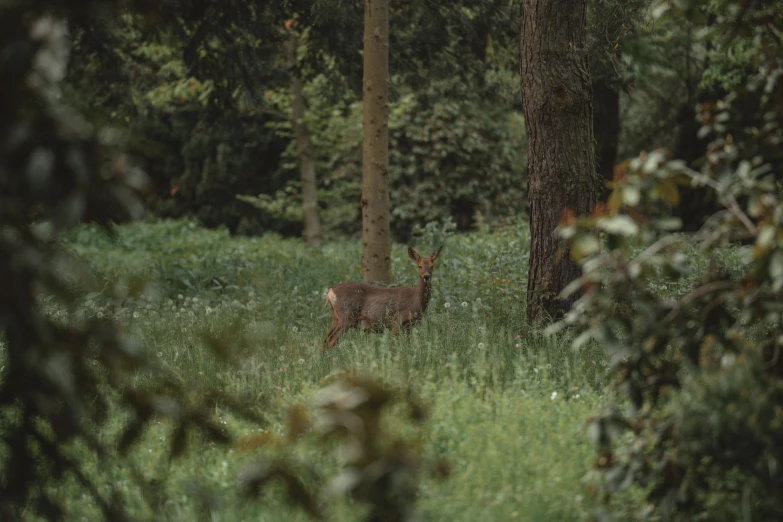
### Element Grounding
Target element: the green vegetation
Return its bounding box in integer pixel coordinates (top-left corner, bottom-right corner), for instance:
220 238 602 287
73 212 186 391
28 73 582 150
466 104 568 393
9 217 747 521
3 0 783 520
4 219 604 520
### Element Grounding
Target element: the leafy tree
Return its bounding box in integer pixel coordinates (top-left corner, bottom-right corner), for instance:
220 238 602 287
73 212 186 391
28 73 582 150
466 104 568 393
60 0 528 244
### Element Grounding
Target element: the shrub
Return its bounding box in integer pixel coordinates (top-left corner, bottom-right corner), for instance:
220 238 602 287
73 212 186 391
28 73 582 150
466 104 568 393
551 0 783 513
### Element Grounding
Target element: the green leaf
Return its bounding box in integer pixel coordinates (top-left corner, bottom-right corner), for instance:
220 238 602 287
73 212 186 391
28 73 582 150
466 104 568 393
622 185 640 206
769 250 783 283
651 217 683 231
658 178 680 205
571 233 600 261
755 226 776 258
607 189 624 212
597 216 639 236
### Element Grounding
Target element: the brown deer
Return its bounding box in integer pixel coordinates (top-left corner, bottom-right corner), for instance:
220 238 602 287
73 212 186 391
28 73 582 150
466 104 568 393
323 246 443 350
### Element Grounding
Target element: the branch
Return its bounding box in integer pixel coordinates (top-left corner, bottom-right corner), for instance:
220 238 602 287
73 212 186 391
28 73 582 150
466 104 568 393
678 166 758 236
663 280 736 325
627 235 685 274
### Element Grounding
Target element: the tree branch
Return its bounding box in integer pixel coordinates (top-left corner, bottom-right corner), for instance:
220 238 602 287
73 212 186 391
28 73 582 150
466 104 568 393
678 166 758 236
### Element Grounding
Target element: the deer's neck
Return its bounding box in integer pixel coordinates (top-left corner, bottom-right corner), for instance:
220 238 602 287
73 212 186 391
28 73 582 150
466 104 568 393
417 278 433 312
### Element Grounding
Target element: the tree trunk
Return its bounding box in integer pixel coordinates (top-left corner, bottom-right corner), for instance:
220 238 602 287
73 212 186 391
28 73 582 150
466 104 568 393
361 0 393 283
520 0 597 327
592 77 620 202
286 36 321 247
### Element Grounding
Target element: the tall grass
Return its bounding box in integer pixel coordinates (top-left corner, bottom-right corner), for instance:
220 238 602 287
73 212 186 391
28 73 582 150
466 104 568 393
13 218 750 521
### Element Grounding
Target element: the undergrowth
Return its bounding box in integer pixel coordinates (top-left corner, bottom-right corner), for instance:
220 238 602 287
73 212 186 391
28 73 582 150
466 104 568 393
6 218 752 521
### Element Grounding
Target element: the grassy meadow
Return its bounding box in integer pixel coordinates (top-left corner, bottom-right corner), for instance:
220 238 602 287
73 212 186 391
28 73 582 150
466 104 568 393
15 218 751 521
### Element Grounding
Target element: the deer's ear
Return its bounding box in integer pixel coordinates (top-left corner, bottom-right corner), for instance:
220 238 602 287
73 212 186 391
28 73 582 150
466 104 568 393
431 245 443 262
408 247 421 262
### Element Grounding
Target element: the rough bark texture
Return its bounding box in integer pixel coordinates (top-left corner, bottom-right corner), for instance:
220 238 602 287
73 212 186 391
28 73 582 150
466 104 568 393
286 36 321 247
520 0 597 327
361 0 392 283
592 77 620 202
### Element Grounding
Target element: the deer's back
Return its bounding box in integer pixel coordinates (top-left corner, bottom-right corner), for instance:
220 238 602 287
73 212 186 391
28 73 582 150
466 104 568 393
327 281 417 323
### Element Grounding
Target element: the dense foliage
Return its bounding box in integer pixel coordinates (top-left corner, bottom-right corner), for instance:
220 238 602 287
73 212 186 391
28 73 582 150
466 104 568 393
553 0 783 519
4 0 783 519
0 2 222 519
246 76 526 240
64 1 524 240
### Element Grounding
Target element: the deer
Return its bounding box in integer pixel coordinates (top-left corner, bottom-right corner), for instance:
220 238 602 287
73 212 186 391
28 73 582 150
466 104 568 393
322 246 443 350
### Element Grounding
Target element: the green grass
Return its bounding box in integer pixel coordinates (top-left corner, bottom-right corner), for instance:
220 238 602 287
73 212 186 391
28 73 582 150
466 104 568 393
14 218 752 521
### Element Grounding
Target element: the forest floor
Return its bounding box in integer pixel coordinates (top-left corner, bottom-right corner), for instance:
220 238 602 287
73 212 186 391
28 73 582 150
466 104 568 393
22 218 750 521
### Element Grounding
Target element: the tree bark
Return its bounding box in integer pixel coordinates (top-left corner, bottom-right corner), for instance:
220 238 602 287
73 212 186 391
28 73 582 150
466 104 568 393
592 77 620 202
361 0 393 283
520 0 597 327
286 36 321 247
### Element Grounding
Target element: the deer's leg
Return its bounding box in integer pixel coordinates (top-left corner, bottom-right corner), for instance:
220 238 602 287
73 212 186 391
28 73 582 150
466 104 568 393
323 300 344 350
326 323 348 350
323 321 338 349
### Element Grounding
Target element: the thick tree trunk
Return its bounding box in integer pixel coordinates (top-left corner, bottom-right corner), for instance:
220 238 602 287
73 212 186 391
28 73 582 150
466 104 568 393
520 0 597 327
592 77 620 202
286 36 321 247
361 0 392 283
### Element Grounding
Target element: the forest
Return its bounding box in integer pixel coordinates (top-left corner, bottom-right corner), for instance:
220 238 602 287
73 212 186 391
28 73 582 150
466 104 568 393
0 0 781 520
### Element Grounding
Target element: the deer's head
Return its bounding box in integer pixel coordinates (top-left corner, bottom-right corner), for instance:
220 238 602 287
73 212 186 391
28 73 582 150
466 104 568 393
408 246 443 283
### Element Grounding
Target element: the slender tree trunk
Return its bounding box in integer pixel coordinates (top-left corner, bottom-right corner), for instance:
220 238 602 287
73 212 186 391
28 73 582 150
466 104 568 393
592 77 620 202
361 0 392 283
520 0 597 327
286 36 321 247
